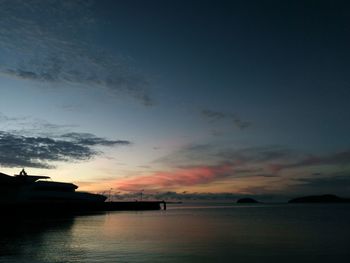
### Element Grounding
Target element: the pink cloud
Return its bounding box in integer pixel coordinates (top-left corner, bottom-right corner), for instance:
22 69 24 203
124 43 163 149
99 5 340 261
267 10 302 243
114 164 233 191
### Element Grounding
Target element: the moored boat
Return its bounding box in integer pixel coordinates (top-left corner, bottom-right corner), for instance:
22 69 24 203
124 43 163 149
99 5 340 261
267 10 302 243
0 170 165 214
0 171 106 204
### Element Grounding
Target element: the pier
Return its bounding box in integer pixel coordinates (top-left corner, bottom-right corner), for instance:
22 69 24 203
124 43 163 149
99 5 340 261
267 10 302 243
103 201 167 211
0 200 167 216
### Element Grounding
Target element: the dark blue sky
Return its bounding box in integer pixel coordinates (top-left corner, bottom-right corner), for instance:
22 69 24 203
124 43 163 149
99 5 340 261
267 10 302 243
95 0 350 147
0 0 349 196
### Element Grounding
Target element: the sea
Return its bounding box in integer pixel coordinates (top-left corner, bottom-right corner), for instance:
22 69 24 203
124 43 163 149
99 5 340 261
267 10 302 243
0 202 349 263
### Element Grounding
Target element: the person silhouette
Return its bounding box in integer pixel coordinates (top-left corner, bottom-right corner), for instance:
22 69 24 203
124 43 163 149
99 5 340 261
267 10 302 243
19 168 27 176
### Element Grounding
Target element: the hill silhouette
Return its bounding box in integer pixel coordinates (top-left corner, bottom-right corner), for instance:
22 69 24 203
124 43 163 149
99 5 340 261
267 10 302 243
288 194 350 203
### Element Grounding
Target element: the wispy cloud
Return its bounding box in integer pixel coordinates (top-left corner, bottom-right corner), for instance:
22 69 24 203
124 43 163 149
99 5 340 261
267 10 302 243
60 132 130 146
111 145 299 192
0 0 153 106
146 143 350 193
0 112 76 137
156 143 350 173
271 151 350 172
155 144 296 168
0 112 27 123
201 109 251 129
72 142 350 195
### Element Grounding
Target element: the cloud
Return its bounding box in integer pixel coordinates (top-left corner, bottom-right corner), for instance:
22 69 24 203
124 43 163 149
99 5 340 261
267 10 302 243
0 112 27 123
156 144 296 168
0 113 77 137
75 142 350 195
5 69 48 81
60 132 131 146
201 109 251 129
0 131 130 168
215 145 296 163
0 0 153 106
150 143 350 193
157 143 350 173
201 109 226 121
113 158 282 192
114 164 233 191
269 150 350 172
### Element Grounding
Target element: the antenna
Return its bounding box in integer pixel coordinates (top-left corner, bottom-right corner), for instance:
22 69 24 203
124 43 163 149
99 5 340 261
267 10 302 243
140 189 144 201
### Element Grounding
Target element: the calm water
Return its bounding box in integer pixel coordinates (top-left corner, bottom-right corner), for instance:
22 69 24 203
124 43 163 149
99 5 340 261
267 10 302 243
0 203 349 263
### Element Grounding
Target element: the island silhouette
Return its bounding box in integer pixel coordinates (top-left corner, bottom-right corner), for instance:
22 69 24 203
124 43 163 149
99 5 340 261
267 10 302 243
288 194 350 203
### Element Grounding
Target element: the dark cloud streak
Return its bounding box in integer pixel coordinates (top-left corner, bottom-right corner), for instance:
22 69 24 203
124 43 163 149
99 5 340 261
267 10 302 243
269 151 350 172
0 131 130 169
201 109 251 129
60 132 131 146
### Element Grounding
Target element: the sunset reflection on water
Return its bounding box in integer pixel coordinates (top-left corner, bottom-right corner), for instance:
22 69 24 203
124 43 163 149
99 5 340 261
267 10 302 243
0 204 349 263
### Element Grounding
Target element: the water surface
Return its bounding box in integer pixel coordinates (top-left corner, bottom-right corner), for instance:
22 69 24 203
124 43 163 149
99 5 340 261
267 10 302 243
1 203 349 262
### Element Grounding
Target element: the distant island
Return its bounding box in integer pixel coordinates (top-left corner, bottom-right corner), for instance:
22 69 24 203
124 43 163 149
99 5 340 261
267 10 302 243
288 194 350 203
236 197 259 203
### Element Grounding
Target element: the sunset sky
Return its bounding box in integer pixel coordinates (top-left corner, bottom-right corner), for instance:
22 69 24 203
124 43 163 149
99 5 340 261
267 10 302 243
0 0 350 199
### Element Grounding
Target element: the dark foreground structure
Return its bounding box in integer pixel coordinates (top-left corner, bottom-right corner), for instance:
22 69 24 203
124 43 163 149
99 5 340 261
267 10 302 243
0 171 166 214
236 197 259 203
0 200 166 216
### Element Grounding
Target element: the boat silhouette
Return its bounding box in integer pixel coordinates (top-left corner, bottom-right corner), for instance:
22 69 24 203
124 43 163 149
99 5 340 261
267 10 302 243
0 171 106 203
0 170 165 214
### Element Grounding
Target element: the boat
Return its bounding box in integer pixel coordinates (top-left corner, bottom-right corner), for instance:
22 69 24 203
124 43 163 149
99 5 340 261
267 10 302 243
0 170 166 214
0 171 106 203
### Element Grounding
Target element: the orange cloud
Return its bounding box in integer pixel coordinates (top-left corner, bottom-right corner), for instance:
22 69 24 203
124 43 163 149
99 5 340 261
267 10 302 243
114 164 233 192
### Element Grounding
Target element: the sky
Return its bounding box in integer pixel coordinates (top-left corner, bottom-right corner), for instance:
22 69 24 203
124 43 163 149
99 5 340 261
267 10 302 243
0 0 350 200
